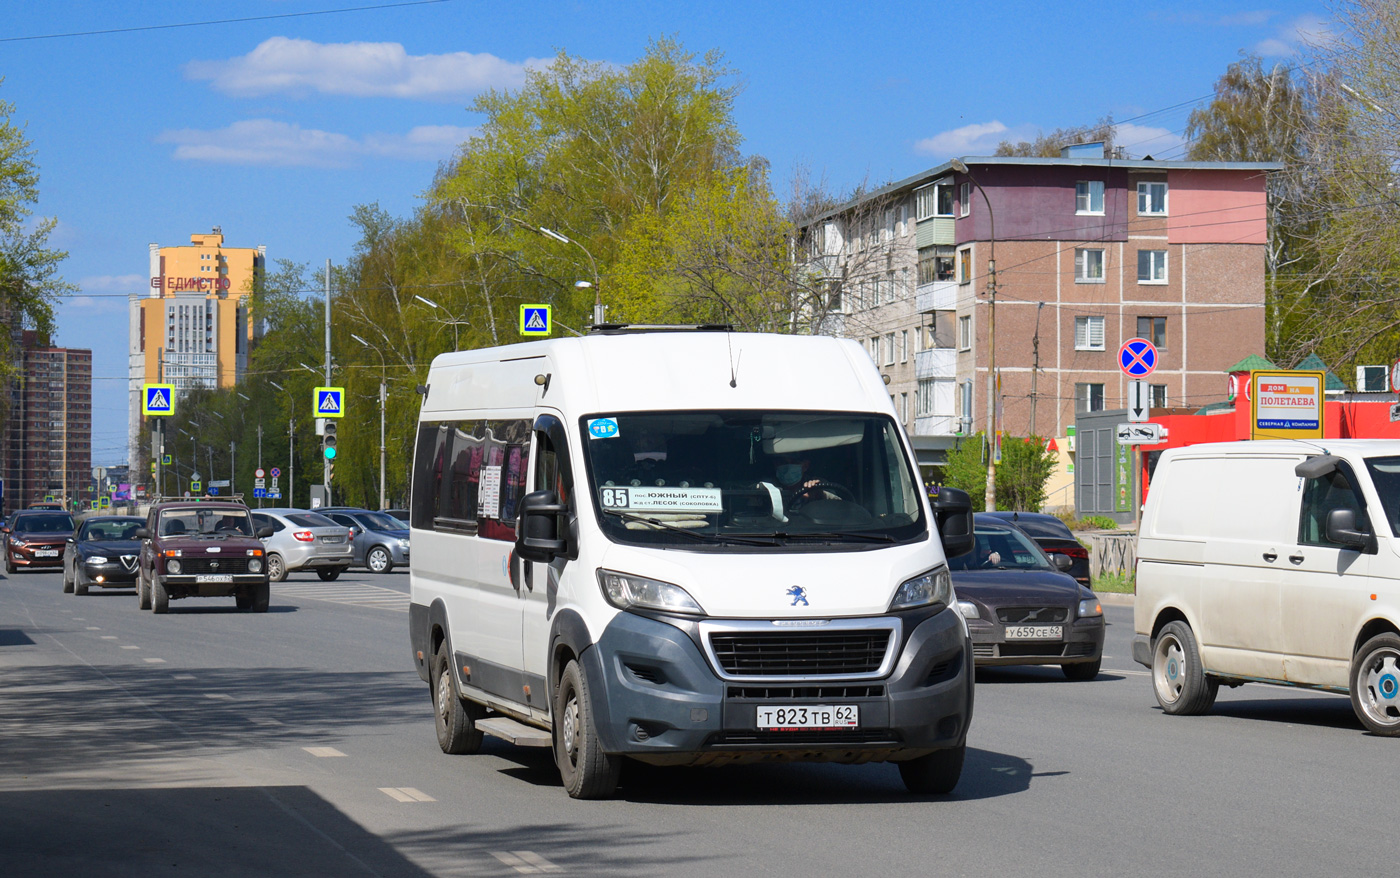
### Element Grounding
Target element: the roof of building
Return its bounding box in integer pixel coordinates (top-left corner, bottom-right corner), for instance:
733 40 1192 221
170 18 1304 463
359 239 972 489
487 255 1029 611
806 155 1283 226
1294 353 1349 391
1226 354 1278 372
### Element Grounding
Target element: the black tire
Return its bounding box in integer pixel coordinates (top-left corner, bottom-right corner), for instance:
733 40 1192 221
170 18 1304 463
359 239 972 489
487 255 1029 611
1350 632 1400 736
74 568 89 596
554 659 620 799
63 565 74 594
137 567 152 610
266 553 287 583
151 576 169 614
366 546 393 574
899 744 965 795
235 590 252 610
3 551 14 575
317 567 344 582
1062 658 1102 681
249 582 270 613
1152 621 1218 715
432 640 484 754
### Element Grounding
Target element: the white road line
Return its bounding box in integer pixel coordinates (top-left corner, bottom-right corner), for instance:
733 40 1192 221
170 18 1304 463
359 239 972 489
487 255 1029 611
303 746 346 757
100 636 118 640
250 717 284 726
379 787 435 803
513 851 564 873
120 645 140 650
1106 667 1150 677
491 852 539 874
143 658 166 663
172 674 196 680
85 626 100 630
204 693 234 700
271 581 409 613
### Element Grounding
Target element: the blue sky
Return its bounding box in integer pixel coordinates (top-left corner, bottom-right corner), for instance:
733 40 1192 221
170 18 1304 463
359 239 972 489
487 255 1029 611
3 0 1328 465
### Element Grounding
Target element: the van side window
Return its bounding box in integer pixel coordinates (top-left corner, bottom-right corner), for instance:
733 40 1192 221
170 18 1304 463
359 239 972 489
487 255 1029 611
410 418 531 539
1298 469 1370 548
410 423 448 530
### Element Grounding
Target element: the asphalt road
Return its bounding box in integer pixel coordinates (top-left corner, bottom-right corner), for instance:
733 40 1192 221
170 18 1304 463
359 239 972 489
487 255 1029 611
1 567 1396 877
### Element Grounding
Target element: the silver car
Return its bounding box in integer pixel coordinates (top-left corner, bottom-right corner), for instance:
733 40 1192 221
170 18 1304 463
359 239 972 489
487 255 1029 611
320 508 410 573
250 509 354 582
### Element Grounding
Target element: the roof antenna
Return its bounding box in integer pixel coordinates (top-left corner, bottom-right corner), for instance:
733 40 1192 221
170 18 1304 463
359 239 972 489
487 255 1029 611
727 330 739 388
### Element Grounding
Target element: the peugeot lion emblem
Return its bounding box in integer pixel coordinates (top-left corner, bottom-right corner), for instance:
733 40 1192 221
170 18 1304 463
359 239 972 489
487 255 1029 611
786 585 808 607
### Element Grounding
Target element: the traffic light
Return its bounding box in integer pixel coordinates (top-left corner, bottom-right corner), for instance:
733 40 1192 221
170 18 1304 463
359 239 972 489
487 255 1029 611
323 421 338 460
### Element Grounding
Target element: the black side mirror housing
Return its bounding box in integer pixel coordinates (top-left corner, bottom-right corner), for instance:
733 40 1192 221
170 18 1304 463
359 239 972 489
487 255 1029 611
1325 508 1376 553
516 490 572 563
933 486 974 558
1051 552 1074 571
256 526 275 539
134 528 149 540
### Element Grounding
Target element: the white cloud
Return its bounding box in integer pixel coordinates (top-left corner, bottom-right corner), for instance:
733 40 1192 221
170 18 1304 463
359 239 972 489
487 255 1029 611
78 274 146 293
185 37 548 100
1255 14 1334 56
914 121 1013 156
1115 123 1186 159
155 119 475 168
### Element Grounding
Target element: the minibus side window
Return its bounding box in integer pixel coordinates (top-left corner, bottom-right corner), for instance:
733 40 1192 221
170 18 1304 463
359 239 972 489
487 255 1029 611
410 423 447 531
477 419 532 541
1298 468 1370 548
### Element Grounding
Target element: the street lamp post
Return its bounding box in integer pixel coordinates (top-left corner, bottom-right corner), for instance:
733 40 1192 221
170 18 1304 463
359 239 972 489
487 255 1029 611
538 226 604 325
351 333 388 511
270 381 294 508
950 158 998 512
413 294 470 348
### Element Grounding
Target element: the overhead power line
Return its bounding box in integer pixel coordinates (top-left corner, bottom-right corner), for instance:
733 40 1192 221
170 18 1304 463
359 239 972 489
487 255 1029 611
0 0 451 43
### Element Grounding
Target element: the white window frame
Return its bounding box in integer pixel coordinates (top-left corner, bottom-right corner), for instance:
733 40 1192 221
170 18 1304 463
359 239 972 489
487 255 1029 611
1149 384 1168 408
1076 180 1105 215
869 337 879 362
1075 248 1105 283
1074 315 1105 351
958 315 972 351
900 329 909 363
958 248 972 285
1076 382 1106 413
1138 249 1167 284
899 203 909 237
959 182 971 217
884 332 896 367
917 378 934 417
899 392 909 424
1137 181 1168 216
959 380 973 431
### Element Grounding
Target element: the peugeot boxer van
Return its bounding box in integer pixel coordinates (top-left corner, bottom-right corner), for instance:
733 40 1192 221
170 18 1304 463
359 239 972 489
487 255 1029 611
407 326 975 798
1134 440 1400 735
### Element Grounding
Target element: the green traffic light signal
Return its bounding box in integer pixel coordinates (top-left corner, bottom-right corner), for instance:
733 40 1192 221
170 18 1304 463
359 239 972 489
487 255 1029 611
324 446 337 460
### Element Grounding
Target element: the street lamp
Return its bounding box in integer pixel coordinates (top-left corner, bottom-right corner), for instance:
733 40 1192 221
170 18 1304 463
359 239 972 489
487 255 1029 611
351 332 388 511
538 226 605 325
413 294 470 349
950 158 999 512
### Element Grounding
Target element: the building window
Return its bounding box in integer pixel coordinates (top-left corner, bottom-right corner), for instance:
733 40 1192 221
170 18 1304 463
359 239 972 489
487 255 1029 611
958 315 972 351
917 182 955 220
917 378 934 417
959 182 971 217
900 330 909 363
1076 180 1105 214
958 248 972 284
1137 316 1167 348
1138 181 1168 215
900 392 909 423
898 204 908 236
884 332 895 366
1075 248 1105 283
1076 383 1105 413
869 337 879 362
885 272 897 304
959 381 973 431
919 246 956 285
1149 384 1168 407
1075 316 1105 351
1138 249 1167 284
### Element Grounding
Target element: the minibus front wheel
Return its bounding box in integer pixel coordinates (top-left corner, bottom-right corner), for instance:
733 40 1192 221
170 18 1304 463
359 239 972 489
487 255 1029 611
554 659 620 799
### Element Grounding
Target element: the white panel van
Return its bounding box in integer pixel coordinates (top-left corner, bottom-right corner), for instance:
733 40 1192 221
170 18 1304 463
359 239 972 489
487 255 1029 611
407 327 976 797
1134 440 1400 734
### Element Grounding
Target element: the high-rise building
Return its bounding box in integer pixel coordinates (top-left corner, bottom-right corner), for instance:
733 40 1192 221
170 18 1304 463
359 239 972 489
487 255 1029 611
1 330 93 515
126 227 264 471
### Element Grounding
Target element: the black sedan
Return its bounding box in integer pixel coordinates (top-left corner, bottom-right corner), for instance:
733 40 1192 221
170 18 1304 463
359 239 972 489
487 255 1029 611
981 511 1090 586
950 514 1105 681
63 516 144 595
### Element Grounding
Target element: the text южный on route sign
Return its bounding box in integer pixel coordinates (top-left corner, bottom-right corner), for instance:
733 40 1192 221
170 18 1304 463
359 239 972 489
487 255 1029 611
1118 337 1158 377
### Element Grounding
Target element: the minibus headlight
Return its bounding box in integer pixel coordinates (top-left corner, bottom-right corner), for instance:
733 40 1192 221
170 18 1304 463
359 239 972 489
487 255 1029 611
1079 598 1103 618
597 569 706 615
890 566 952 611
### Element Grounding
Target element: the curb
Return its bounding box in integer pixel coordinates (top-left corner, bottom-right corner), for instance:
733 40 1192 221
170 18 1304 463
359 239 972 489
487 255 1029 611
1097 592 1135 607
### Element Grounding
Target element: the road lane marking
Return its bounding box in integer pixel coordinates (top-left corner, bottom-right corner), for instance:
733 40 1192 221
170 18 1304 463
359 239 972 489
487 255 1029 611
379 787 435 802
85 626 100 630
100 636 118 640
173 674 195 680
120 645 140 650
272 581 409 613
492 851 564 874
143 658 165 663
1106 667 1150 677
514 852 564 873
251 717 284 726
204 693 234 700
303 746 346 757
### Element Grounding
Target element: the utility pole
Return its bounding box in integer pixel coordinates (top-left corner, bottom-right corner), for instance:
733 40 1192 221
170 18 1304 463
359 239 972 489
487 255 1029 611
1030 302 1044 437
230 441 236 499
257 423 263 508
324 258 333 507
379 379 387 510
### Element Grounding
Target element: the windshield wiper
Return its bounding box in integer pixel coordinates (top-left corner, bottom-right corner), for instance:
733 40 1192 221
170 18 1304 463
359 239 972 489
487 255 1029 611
604 510 776 546
731 530 897 544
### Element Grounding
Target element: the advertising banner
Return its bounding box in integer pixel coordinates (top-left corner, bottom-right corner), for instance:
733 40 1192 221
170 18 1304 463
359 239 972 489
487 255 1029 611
1250 370 1325 439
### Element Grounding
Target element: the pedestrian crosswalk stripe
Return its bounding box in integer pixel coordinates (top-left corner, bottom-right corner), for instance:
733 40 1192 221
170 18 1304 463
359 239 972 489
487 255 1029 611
272 581 409 613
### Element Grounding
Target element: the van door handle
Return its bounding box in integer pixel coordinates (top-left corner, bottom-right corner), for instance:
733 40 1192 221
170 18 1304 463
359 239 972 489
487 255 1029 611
1262 551 1277 562
1289 553 1305 565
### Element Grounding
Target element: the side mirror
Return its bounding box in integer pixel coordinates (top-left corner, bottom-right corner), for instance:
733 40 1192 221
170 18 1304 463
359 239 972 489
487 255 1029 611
0 526 9 534
1050 552 1074 571
256 526 275 539
134 528 149 540
933 486 974 558
516 489 570 563
1325 508 1374 552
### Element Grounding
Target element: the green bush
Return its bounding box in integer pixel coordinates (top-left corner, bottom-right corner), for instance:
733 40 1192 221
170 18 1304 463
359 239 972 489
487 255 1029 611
942 432 1058 512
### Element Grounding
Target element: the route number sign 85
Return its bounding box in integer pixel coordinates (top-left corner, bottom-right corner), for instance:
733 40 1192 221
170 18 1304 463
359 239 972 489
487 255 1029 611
600 488 630 508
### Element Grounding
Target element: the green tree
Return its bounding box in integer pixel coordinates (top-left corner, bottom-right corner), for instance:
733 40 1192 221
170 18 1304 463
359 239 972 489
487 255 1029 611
941 433 1057 512
994 117 1117 157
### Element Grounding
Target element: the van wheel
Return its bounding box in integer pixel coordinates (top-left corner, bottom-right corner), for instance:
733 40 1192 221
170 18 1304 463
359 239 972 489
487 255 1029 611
554 659 620 799
1062 658 1101 681
1350 633 1400 736
432 641 483 754
1152 621 1218 715
898 744 964 795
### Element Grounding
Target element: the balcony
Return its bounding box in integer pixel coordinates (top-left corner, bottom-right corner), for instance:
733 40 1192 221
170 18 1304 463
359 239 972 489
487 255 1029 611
915 348 956 379
916 281 958 313
913 415 959 436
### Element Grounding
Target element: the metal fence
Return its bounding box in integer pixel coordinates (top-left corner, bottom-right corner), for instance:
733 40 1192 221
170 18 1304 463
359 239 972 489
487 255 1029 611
1084 531 1136 579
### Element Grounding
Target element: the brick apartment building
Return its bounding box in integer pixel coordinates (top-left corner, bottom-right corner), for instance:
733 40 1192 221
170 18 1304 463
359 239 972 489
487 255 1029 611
1 329 93 515
804 144 1277 495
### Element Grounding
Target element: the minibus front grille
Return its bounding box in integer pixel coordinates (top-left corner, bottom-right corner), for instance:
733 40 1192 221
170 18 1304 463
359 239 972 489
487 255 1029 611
706 729 900 747
709 631 890 677
726 685 884 700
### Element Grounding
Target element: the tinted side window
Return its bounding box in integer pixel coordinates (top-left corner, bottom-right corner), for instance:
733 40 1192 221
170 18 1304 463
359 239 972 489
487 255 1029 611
411 422 448 531
1299 469 1370 548
412 418 531 539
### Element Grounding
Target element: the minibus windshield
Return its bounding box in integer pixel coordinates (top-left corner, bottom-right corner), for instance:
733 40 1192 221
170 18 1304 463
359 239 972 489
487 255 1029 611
579 410 928 549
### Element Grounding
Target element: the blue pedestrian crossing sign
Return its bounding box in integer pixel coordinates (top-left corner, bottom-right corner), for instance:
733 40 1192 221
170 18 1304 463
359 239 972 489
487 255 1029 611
520 304 552 337
143 383 175 416
191 480 202 493
314 386 345 418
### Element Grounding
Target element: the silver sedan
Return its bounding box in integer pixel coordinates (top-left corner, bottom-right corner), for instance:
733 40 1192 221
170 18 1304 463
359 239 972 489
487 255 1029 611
250 509 354 582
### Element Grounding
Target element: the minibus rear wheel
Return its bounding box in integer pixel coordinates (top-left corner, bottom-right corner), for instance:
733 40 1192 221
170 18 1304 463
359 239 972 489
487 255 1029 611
554 660 620 799
432 640 484 754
